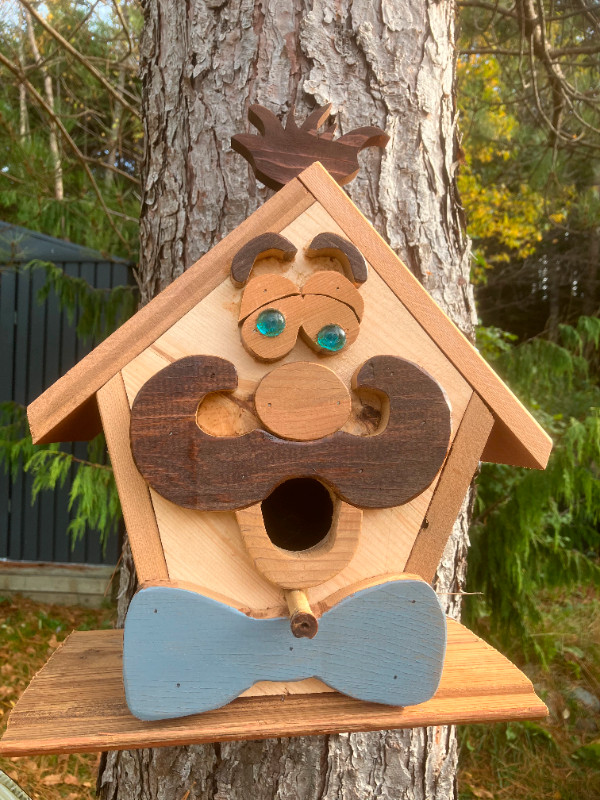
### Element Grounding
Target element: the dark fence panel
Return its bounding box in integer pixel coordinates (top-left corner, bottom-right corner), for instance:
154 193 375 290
0 223 133 565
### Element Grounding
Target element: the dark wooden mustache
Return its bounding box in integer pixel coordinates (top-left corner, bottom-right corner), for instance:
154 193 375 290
130 355 451 511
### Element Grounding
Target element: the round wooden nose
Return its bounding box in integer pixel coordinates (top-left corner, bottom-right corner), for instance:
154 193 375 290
255 362 351 441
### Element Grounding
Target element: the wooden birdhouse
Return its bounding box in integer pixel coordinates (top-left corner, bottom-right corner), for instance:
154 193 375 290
0 105 552 757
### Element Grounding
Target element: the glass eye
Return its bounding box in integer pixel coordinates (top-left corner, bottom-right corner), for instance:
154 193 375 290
317 324 346 352
256 308 286 337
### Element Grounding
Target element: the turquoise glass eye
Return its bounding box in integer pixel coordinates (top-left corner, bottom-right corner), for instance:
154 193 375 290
256 308 286 337
317 324 346 352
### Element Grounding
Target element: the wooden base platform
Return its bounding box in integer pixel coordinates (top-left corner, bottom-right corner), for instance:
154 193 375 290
0 620 547 756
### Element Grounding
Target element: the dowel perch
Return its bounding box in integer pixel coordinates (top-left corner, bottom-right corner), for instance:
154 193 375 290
285 589 319 639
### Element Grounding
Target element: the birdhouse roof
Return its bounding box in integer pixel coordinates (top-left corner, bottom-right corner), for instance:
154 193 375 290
27 161 552 470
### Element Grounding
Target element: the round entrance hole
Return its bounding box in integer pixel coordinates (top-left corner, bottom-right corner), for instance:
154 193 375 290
261 478 334 552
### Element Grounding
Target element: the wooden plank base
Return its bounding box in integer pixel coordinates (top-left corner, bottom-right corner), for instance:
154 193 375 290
0 620 547 756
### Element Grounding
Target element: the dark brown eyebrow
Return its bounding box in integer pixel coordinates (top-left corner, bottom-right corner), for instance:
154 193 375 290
230 233 297 286
305 232 368 285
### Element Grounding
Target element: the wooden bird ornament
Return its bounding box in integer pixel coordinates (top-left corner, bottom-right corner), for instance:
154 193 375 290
232 104 389 190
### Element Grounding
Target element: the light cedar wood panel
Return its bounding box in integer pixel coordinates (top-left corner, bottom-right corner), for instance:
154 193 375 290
97 374 168 583
406 393 495 582
297 162 552 470
0 620 547 757
235 501 362 589
120 202 474 611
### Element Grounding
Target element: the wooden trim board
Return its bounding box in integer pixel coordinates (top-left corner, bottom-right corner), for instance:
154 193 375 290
296 162 552 470
97 373 169 583
405 393 495 582
27 180 315 444
0 620 547 756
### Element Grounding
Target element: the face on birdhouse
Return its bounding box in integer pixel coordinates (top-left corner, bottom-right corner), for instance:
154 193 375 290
129 225 452 596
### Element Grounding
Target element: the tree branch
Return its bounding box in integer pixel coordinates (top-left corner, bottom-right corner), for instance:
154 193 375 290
0 51 131 249
458 1 518 18
18 0 141 121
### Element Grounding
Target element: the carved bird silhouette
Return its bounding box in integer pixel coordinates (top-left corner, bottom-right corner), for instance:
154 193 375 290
232 104 389 190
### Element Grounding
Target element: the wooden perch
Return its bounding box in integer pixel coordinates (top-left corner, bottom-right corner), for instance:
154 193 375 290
285 590 319 639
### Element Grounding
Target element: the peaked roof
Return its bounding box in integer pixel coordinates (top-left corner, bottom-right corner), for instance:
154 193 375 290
27 162 552 470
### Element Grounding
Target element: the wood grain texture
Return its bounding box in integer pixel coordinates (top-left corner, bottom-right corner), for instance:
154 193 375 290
242 292 362 361
129 354 452 511
254 362 351 440
405 393 495 582
306 232 368 285
297 163 552 470
230 232 297 287
0 619 547 756
27 179 314 444
236 501 362 589
231 104 389 191
240 294 304 362
239 274 300 322
120 201 474 606
302 270 364 321
97 374 168 583
122 579 446 720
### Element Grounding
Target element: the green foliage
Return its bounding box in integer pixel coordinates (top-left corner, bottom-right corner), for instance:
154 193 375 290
459 588 600 800
466 319 600 656
0 1 142 259
0 402 120 554
26 259 138 341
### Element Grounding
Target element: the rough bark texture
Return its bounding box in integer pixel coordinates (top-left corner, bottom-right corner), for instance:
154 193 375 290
98 0 476 797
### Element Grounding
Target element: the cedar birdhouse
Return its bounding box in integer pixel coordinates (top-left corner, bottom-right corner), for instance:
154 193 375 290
0 106 552 756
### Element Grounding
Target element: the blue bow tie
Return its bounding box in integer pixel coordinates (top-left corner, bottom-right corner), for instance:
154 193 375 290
123 580 447 721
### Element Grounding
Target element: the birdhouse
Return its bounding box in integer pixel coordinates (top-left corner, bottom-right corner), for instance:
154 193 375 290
0 106 552 757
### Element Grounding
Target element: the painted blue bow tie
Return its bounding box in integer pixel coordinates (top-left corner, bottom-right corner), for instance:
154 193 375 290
123 580 447 721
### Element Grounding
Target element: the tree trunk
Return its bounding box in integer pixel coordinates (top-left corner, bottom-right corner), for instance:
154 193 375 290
98 0 475 797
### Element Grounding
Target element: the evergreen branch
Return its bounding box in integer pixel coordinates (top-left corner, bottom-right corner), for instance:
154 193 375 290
472 492 512 526
82 156 141 186
41 448 113 472
467 321 600 655
25 260 138 341
0 402 121 554
0 51 131 250
458 1 518 18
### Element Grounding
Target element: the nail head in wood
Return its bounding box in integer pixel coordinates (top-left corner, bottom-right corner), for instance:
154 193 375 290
302 271 364 321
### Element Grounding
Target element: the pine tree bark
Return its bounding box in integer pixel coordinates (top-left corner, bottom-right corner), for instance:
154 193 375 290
98 0 476 797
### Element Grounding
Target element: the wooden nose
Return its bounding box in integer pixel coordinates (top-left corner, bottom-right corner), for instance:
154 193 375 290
254 362 351 441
